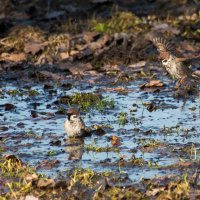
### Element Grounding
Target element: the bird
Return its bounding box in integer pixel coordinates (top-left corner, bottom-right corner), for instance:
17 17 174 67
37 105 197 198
151 35 200 84
64 108 91 138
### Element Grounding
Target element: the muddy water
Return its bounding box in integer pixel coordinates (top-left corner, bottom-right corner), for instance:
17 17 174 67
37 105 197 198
0 77 199 182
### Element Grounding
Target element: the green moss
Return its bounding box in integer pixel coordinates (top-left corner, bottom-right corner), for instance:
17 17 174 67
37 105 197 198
68 168 111 193
139 139 165 153
0 155 37 198
48 151 55 156
46 34 70 55
70 168 95 187
0 155 197 199
6 88 40 97
24 131 41 139
90 11 147 34
118 112 128 125
0 26 45 53
27 89 40 96
131 157 145 166
7 89 21 97
85 144 119 153
59 93 115 111
107 187 144 200
0 146 6 154
170 14 200 40
0 156 35 178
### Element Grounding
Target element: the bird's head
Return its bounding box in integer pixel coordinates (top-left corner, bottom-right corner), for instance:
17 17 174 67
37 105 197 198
162 59 169 66
67 108 81 121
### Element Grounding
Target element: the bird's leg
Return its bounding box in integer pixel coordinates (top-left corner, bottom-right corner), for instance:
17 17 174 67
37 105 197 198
176 76 188 87
180 76 188 84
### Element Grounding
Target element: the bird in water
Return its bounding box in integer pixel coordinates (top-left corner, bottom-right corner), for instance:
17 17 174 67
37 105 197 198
151 35 200 85
64 108 91 138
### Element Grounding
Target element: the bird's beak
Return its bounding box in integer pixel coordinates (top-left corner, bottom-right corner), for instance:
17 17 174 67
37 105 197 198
67 114 71 120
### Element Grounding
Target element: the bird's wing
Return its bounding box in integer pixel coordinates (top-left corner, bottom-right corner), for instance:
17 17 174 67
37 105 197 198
175 55 200 66
151 36 180 59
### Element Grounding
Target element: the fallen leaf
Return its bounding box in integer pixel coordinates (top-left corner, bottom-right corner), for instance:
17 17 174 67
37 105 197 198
146 187 165 196
0 53 26 62
194 70 200 76
0 126 8 131
140 80 164 89
172 161 193 168
17 122 25 128
89 34 112 51
83 32 100 43
35 54 53 65
85 70 99 76
143 102 157 112
59 62 93 75
102 64 125 72
37 159 60 169
128 61 146 68
37 178 55 188
4 103 16 111
3 154 23 168
25 173 38 182
111 135 121 146
69 50 79 56
50 139 61 146
60 52 70 60
102 86 134 93
34 71 65 80
31 110 38 118
25 195 39 200
24 42 46 55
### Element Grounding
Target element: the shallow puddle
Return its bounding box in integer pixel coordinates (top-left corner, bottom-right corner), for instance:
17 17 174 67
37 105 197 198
0 77 199 183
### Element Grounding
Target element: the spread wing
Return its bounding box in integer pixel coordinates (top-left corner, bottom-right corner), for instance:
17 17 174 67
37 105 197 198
175 55 200 66
151 36 180 59
151 35 200 65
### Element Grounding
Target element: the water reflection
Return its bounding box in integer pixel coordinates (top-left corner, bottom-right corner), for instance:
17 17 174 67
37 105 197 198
65 138 84 160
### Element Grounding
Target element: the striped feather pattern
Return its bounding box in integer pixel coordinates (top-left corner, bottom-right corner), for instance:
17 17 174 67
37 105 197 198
152 37 175 52
150 34 200 83
152 36 181 59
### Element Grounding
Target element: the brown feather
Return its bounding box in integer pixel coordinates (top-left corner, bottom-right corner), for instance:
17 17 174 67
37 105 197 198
150 34 200 83
67 108 80 116
152 37 175 52
175 55 200 65
152 36 180 59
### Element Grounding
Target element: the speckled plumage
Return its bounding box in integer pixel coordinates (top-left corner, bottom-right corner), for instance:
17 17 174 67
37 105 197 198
64 108 91 137
152 36 200 82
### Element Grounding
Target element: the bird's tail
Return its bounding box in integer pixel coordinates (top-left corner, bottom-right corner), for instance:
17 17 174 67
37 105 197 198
192 72 200 83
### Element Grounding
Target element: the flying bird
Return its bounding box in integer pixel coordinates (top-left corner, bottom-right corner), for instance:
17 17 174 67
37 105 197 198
151 35 200 83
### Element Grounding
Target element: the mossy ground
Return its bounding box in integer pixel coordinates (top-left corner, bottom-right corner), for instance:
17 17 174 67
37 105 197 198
0 155 199 199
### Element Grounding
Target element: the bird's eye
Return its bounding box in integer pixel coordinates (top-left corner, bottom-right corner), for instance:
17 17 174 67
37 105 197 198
162 59 168 65
71 115 77 119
